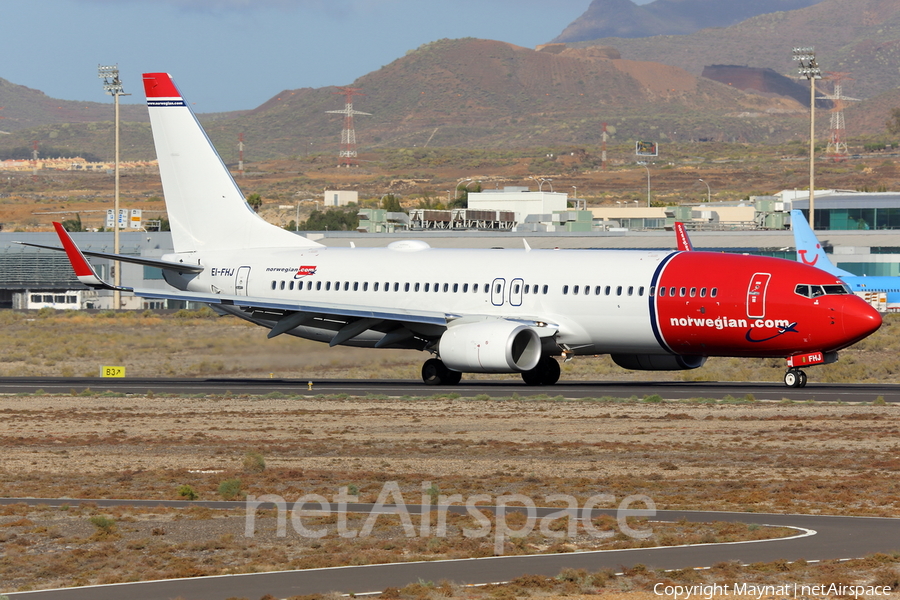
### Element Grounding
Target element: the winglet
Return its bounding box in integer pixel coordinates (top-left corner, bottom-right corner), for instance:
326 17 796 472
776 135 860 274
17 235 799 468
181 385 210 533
674 222 693 251
52 222 130 290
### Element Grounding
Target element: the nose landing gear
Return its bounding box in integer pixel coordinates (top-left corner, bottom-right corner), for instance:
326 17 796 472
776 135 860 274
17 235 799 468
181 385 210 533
783 369 808 388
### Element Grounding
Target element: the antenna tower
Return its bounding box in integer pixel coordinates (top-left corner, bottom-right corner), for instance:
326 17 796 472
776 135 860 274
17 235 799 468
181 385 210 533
821 72 858 161
326 87 371 167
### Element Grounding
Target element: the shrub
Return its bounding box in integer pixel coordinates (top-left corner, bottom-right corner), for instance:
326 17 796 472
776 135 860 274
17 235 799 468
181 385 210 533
89 515 117 539
178 485 198 501
218 478 243 501
242 450 266 473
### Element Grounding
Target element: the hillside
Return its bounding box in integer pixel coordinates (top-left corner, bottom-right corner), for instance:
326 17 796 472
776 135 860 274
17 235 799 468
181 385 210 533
568 0 900 101
0 77 148 133
192 38 809 158
552 0 826 42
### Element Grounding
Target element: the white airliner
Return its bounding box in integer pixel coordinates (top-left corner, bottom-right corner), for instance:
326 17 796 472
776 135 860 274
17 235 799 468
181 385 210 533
28 73 883 388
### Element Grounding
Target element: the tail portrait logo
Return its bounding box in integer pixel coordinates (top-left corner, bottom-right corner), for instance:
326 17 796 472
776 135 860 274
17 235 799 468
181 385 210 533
798 247 819 266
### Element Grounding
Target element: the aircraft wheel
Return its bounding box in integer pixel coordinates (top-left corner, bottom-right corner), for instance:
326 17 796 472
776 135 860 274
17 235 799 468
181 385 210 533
422 358 459 386
797 370 808 388
540 356 561 385
784 369 801 388
522 356 561 386
444 368 462 385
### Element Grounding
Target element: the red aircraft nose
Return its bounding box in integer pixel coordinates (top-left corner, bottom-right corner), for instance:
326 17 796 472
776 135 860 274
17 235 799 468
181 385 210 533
839 297 882 348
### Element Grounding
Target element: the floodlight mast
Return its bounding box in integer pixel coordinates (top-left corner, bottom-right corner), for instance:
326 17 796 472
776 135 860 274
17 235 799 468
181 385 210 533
98 65 128 308
792 47 822 230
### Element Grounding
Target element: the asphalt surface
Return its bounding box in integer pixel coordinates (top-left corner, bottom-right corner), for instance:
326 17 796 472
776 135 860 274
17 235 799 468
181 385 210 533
0 376 897 402
2 499 898 600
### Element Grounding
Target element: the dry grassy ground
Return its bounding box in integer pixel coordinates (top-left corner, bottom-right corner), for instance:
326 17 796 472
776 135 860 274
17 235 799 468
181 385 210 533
0 309 898 384
1 392 900 597
2 310 900 597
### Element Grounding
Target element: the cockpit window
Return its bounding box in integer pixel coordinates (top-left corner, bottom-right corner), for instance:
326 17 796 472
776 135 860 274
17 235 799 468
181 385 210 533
795 283 850 298
822 284 850 295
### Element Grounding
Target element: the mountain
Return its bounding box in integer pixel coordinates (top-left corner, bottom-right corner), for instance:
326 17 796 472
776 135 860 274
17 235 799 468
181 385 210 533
552 0 826 42
0 77 148 133
565 0 900 101
191 38 805 158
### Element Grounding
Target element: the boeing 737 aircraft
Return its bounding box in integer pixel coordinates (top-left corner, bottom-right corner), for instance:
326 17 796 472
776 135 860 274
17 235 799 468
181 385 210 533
792 209 900 310
25 73 882 388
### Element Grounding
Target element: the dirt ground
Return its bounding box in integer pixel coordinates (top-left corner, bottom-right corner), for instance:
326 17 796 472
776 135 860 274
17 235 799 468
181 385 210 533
2 393 900 597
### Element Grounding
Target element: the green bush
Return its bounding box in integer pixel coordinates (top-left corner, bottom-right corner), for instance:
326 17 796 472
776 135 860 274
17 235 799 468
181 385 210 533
218 478 243 500
178 484 198 500
89 515 117 538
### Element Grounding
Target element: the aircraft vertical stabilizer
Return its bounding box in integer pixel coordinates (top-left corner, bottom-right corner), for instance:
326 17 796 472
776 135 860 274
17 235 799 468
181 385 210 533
142 72 321 253
790 210 853 277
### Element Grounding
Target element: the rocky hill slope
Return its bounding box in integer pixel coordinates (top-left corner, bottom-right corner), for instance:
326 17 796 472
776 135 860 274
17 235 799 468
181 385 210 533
553 0 826 42
568 0 900 101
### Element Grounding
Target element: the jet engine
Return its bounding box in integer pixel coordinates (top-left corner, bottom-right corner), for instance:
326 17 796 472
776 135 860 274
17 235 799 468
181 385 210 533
439 320 542 373
611 354 707 371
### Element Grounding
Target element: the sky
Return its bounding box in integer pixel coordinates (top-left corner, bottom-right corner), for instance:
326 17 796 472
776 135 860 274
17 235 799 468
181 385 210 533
1 0 652 114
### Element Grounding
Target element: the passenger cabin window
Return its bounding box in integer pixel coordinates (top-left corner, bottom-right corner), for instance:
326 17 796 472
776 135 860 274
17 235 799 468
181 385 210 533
563 285 569 295
659 287 666 297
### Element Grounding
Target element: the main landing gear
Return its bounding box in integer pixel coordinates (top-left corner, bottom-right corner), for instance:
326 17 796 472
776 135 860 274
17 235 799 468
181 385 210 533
422 358 462 386
522 356 561 386
420 356 562 386
783 369 808 388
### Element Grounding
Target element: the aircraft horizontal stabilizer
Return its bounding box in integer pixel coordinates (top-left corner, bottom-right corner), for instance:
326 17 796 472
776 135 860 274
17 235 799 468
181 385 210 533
16 239 204 274
35 223 133 291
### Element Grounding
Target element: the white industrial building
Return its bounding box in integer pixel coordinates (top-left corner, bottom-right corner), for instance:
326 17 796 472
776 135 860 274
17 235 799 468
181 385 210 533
468 187 568 223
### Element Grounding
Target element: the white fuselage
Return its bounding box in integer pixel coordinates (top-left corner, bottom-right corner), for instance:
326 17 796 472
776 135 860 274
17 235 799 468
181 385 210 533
167 245 672 355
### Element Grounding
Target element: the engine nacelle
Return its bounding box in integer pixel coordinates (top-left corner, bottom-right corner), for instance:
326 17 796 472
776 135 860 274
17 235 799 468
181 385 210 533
439 320 542 373
611 354 707 371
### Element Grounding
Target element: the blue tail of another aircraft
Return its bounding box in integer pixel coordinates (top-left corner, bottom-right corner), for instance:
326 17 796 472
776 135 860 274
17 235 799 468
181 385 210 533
790 210 854 277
